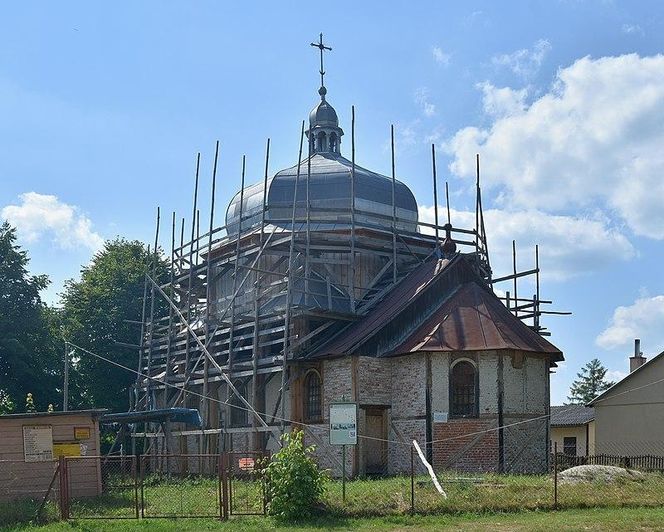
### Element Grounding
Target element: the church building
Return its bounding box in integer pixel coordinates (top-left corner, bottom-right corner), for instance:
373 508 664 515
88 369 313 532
135 36 564 476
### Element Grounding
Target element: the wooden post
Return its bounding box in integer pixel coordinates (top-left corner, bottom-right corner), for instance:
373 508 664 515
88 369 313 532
410 445 415 514
63 341 69 412
342 444 346 503
512 240 518 317
350 105 356 312
431 144 439 246
553 441 558 508
390 125 397 284
185 154 201 376
280 122 306 433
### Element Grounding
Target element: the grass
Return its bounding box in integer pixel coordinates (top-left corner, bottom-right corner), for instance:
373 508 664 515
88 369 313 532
2 471 664 528
3 507 664 531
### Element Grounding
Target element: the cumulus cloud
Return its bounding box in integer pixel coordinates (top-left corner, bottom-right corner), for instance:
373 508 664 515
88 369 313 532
446 54 664 239
419 205 635 281
414 87 436 117
2 192 104 251
596 295 664 351
432 46 451 65
492 39 551 79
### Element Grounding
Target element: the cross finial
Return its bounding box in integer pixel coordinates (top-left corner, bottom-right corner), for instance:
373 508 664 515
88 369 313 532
310 33 332 95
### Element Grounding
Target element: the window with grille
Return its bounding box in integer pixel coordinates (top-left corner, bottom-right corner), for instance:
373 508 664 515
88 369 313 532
230 381 248 427
450 361 478 418
304 371 322 422
563 436 577 456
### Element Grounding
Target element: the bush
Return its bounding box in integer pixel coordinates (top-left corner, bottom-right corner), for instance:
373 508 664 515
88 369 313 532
262 430 326 520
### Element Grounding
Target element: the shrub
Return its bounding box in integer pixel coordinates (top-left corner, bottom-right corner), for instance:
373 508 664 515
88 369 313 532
262 430 326 520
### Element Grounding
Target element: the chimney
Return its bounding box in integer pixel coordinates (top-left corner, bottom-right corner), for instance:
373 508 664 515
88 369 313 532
629 338 647 372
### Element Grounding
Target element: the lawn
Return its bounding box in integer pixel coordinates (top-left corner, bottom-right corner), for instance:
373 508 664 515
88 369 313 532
2 472 664 529
3 507 664 531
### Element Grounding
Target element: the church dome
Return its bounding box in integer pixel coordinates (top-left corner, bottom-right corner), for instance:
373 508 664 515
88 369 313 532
309 87 339 127
225 71 418 236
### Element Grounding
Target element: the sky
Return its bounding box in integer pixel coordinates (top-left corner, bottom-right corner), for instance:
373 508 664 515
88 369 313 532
1 1 663 404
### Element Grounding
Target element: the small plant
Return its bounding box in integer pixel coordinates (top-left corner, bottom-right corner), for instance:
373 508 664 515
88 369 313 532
262 430 326 520
25 393 36 413
0 389 15 414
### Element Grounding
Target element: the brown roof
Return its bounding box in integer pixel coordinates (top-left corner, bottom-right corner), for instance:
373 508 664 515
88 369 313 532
310 253 563 361
391 281 562 359
312 256 455 357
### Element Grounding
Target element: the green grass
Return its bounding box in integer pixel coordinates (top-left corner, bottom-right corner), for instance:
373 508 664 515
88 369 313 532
3 507 664 531
2 471 664 528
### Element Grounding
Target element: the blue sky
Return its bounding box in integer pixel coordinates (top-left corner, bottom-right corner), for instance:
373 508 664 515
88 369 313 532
2 1 664 404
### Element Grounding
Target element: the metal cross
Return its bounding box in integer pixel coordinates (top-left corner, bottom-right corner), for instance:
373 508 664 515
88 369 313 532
310 33 332 88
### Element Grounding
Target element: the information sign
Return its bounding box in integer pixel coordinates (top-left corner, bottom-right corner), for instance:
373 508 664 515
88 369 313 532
23 425 53 463
329 403 357 445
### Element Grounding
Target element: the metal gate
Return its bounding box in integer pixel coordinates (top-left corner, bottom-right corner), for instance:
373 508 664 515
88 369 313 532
224 451 268 516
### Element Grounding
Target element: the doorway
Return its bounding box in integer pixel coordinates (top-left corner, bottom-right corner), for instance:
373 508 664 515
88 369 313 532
364 407 388 475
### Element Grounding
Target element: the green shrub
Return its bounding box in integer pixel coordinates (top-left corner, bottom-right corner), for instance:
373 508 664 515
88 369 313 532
262 430 326 520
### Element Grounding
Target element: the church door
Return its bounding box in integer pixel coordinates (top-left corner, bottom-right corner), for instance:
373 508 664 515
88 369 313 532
365 407 388 475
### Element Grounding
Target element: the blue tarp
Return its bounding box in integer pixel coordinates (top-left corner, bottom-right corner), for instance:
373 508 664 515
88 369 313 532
101 408 202 427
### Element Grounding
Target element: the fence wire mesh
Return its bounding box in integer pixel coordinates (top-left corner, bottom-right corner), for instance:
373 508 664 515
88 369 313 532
140 454 221 518
66 456 138 519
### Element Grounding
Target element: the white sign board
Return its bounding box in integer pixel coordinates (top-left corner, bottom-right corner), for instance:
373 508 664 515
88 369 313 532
329 403 357 445
23 425 53 462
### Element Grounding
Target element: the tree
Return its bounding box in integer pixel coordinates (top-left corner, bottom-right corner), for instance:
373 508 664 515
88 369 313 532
60 238 168 413
567 358 615 404
0 222 61 410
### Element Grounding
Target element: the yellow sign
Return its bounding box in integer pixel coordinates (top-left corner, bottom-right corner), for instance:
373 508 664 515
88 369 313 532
53 443 81 458
74 427 91 440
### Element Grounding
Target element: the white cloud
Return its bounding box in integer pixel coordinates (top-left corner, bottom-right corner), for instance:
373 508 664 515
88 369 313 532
414 88 436 117
606 369 628 383
419 205 635 281
446 54 664 239
432 46 451 66
596 295 664 351
622 23 644 36
477 82 528 118
492 39 551 79
2 192 104 251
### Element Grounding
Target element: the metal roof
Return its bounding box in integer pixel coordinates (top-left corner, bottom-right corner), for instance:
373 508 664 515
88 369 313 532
550 405 594 426
392 282 563 358
101 408 202 427
225 152 418 234
0 409 108 420
309 254 563 361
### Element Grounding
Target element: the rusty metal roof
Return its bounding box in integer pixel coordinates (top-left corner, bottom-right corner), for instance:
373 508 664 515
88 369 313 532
309 254 563 361
391 281 563 359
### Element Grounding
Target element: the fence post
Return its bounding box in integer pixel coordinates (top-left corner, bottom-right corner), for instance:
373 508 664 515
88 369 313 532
139 455 145 519
410 444 415 514
58 456 69 520
221 452 229 520
553 441 558 509
218 454 224 521
133 455 139 519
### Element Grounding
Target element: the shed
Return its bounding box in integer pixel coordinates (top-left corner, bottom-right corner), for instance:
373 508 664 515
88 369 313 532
0 409 106 501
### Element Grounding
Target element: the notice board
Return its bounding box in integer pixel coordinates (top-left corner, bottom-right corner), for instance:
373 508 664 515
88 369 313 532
22 425 53 462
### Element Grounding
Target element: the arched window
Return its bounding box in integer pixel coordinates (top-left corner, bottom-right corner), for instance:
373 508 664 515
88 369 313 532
230 381 248 427
317 132 326 152
329 133 337 153
450 361 478 418
303 371 322 422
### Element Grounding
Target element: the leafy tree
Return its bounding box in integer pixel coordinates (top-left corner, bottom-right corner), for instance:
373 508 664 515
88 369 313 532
60 238 168 413
262 430 326 520
567 358 615 404
0 222 61 410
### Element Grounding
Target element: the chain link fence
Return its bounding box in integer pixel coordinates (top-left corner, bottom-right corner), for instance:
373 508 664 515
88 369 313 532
3 444 664 524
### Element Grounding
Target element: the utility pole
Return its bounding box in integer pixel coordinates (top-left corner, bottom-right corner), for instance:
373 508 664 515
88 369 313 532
63 341 69 412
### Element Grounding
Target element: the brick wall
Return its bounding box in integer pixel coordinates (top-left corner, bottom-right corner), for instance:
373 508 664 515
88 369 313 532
358 357 391 406
432 418 499 473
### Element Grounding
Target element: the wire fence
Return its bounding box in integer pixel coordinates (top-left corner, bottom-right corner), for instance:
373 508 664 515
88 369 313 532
3 444 664 524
